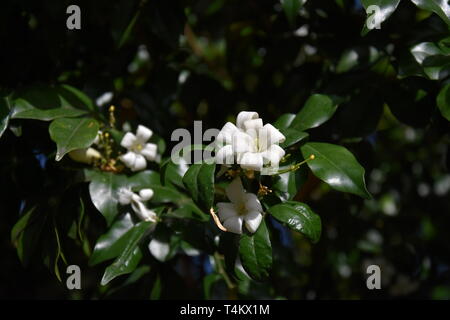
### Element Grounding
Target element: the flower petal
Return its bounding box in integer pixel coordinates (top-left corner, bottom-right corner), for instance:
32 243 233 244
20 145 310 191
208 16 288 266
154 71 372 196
131 198 157 222
121 132 137 149
239 152 264 171
259 123 286 150
244 193 263 212
232 131 255 153
226 177 245 205
223 216 243 234
236 111 259 130
262 144 286 166
217 202 238 221
120 151 137 168
139 188 154 201
149 238 170 262
117 187 133 205
132 154 147 172
136 125 153 143
244 211 263 233
215 145 234 165
216 122 240 146
141 143 158 161
243 118 263 139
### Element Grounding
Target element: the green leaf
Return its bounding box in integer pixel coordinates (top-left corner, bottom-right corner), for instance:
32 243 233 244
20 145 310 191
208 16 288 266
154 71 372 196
87 171 128 226
11 85 88 121
182 163 216 210
437 83 450 121
272 167 308 201
49 117 100 161
410 0 450 26
101 221 153 285
268 201 321 243
300 142 371 199
282 0 304 27
239 219 272 281
0 96 11 139
279 128 309 148
89 213 135 266
290 94 339 131
273 113 296 130
411 42 450 80
361 0 401 35
56 85 96 112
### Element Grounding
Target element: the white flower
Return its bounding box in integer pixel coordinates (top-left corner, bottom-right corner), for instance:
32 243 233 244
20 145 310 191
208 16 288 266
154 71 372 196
216 177 264 234
117 187 157 222
68 147 101 164
119 125 158 172
216 111 286 172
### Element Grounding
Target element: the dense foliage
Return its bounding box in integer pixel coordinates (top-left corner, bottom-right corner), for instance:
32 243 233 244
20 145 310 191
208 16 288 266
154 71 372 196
0 0 449 299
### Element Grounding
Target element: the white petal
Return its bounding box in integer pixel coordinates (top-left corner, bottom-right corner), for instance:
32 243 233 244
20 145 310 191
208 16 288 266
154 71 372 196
232 131 255 153
149 238 170 262
244 193 263 212
263 144 286 166
141 143 158 161
117 187 134 205
216 122 240 146
93 131 102 145
226 177 245 204
139 188 154 201
121 132 137 149
259 123 286 151
136 125 153 143
239 152 264 171
132 154 147 172
223 216 243 234
217 202 238 221
120 151 137 168
236 111 259 130
244 211 263 233
215 145 234 165
131 199 157 222
243 118 263 139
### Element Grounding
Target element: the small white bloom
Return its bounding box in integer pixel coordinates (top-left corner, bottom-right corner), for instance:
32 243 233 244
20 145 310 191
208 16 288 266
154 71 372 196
216 177 263 234
216 111 286 173
117 187 157 222
68 147 101 164
95 92 113 107
119 125 158 172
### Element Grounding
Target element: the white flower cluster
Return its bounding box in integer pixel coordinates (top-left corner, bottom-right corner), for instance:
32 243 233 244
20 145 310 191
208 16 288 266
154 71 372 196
119 125 158 172
217 177 264 234
117 187 157 222
215 111 286 173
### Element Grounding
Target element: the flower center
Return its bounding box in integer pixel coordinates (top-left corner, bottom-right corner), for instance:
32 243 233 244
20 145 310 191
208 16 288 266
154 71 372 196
237 202 247 216
134 143 144 152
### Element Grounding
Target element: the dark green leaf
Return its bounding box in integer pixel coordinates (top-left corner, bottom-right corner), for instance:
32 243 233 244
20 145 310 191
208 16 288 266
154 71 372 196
410 0 450 26
182 163 216 210
279 128 309 148
0 96 11 138
273 113 296 130
291 94 339 131
282 0 304 27
49 117 100 161
411 42 450 80
268 201 321 243
437 83 450 121
239 219 272 281
300 142 371 199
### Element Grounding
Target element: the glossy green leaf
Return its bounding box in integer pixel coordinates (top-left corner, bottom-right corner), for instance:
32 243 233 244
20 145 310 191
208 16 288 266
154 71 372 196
49 117 100 161
437 83 450 121
11 85 88 121
410 0 450 26
273 113 296 130
89 213 135 266
268 201 321 243
272 167 308 201
279 128 309 148
87 171 128 226
101 221 153 285
291 94 339 131
160 158 189 188
411 42 450 80
300 142 371 199
0 96 11 138
182 163 216 210
361 0 401 35
239 219 272 281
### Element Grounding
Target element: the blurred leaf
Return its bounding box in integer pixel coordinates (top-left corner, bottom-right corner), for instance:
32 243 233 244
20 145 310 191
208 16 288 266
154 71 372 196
268 201 321 243
410 0 450 26
239 219 272 281
89 213 135 266
300 142 371 199
49 117 100 161
411 42 450 80
101 221 153 285
87 170 128 226
290 94 339 131
437 83 450 121
282 0 304 27
203 273 221 299
0 96 11 138
182 163 216 210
